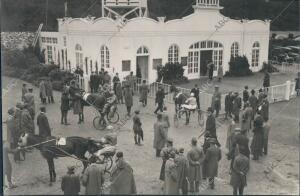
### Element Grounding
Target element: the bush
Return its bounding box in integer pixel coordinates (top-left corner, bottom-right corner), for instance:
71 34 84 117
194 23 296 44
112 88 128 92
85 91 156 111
52 80 64 91
157 62 188 84
260 62 279 73
225 55 253 77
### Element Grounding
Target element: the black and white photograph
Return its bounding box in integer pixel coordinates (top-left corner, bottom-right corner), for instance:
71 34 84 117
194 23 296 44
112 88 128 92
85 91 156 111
1 0 299 195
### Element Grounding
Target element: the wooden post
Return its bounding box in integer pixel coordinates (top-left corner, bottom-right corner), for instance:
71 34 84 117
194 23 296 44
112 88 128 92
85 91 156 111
285 80 291 101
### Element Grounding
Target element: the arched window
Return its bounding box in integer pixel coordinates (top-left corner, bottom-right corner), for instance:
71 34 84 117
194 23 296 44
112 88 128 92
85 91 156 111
168 44 179 63
75 44 83 70
230 42 239 58
251 42 260 67
100 45 110 68
137 46 149 55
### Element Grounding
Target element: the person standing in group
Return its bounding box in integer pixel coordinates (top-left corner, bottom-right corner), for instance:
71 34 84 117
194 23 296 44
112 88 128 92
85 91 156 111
187 137 205 193
15 103 24 160
263 71 270 92
69 80 84 124
61 91 70 125
174 148 189 195
39 79 47 104
154 86 167 114
191 84 201 110
241 102 253 134
249 89 258 119
295 72 300 96
251 111 264 160
159 138 177 183
139 80 149 107
153 114 168 157
232 92 242 121
115 82 123 104
113 72 120 94
225 91 233 120
133 110 143 145
211 86 222 117
204 138 222 189
217 65 223 82
3 141 18 189
161 106 170 134
207 60 215 81
110 152 137 194
103 71 111 85
99 68 105 86
24 88 35 120
263 119 271 155
164 151 179 195
61 166 80 195
123 84 133 117
82 155 105 195
45 79 54 104
126 71 136 90
6 108 19 162
242 86 249 109
230 145 250 195
22 83 28 102
205 107 220 147
37 107 52 138
226 116 240 153
21 103 35 134
260 95 269 122
258 89 265 105
90 71 95 93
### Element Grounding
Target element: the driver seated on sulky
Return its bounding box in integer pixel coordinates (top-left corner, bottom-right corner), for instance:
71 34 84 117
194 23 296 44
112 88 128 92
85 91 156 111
102 90 117 115
181 93 197 111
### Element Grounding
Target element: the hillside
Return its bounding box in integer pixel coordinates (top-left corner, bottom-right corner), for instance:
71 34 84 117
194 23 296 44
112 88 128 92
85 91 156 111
1 0 299 31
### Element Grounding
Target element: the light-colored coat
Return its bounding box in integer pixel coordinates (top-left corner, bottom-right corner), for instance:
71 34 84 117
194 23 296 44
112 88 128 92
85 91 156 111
39 81 47 99
82 163 105 195
153 121 168 150
164 158 179 195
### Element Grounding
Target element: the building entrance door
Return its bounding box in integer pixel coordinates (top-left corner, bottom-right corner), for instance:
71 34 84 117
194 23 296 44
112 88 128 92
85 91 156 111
136 56 149 80
200 50 213 76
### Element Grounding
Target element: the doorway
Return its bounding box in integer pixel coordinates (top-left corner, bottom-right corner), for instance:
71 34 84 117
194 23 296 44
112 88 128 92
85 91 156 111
200 50 213 76
136 56 149 80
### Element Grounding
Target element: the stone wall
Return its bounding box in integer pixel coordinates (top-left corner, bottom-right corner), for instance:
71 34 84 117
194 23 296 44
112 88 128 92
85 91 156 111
1 32 35 50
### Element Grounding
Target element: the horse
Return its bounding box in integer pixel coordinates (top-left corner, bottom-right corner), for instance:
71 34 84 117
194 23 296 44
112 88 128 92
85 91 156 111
18 133 99 184
173 90 188 113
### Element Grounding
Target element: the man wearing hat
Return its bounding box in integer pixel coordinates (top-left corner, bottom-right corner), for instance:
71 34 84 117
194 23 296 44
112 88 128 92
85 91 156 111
211 85 222 117
251 111 264 160
139 79 149 107
110 151 137 194
243 86 250 109
241 102 253 133
249 89 258 119
133 110 143 145
21 103 35 134
153 114 168 157
154 86 167 114
82 155 105 195
232 92 242 121
204 138 222 189
205 107 217 139
187 137 205 193
24 88 35 120
37 107 51 138
164 150 179 194
123 83 133 116
61 165 80 195
225 91 233 120
159 138 177 183
260 96 269 122
39 79 47 104
174 148 189 195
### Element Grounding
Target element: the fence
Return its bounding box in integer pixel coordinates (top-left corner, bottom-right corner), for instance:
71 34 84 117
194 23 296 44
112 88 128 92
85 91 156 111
269 60 300 73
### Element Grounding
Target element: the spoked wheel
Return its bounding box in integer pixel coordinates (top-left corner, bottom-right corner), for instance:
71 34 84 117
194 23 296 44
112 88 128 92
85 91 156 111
107 111 119 124
198 110 204 126
93 116 107 130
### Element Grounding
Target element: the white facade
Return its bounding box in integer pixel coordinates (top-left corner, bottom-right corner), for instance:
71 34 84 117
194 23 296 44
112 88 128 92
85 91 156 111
40 0 270 83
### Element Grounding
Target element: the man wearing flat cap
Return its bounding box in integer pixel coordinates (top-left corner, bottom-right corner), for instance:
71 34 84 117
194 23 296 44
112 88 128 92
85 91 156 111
187 137 204 193
110 151 137 194
61 165 80 195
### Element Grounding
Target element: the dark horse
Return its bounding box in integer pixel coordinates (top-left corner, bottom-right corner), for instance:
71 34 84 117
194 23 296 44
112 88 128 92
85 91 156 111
18 133 98 184
173 90 188 113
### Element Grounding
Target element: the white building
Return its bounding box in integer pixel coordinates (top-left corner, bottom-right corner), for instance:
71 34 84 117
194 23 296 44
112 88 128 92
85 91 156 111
40 0 270 84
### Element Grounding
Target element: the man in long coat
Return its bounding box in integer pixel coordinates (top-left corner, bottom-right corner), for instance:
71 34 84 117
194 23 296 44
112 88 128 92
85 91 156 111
69 81 84 123
61 166 80 195
211 86 222 117
204 138 222 189
133 110 143 145
154 86 167 114
242 86 249 108
164 151 179 195
251 112 264 160
249 89 258 118
45 79 54 104
225 91 233 120
174 148 189 195
187 137 205 193
82 155 105 195
230 145 250 195
123 84 133 116
15 103 24 160
39 80 47 104
6 108 20 162
113 73 120 94
153 114 168 157
232 92 242 121
263 71 270 91
139 80 149 107
110 152 137 194
24 88 35 120
160 138 177 182
241 102 253 133
21 104 35 134
37 107 51 138
205 107 221 147
260 97 269 122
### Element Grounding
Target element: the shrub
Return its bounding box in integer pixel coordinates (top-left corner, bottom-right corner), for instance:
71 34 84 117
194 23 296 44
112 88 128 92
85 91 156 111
260 62 279 73
226 55 253 77
157 62 188 84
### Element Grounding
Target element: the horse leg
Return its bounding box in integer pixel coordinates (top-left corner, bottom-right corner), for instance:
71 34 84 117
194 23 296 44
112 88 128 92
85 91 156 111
82 160 88 174
46 158 53 183
51 158 56 182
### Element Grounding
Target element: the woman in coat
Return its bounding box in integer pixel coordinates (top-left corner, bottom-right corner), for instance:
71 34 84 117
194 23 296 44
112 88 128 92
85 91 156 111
123 85 133 116
164 151 179 195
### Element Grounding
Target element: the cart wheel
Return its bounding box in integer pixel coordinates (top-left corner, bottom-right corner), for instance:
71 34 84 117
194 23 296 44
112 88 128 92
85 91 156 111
198 110 204 126
93 116 106 130
174 114 179 128
107 111 119 124
103 156 113 172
